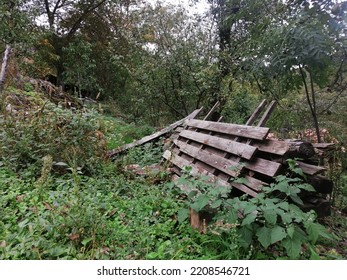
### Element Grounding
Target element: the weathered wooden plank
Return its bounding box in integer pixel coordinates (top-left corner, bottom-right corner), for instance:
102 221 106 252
253 139 289 155
244 175 266 192
257 100 277 127
163 150 227 186
108 107 203 157
163 151 257 197
203 101 220 120
245 157 282 177
174 139 244 178
245 99 268 126
230 182 258 197
179 130 257 160
296 161 326 175
186 119 270 140
313 143 335 149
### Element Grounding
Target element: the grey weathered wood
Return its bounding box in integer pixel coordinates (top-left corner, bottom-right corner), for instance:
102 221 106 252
163 150 258 197
108 107 203 157
313 143 335 149
254 139 316 159
245 99 268 126
257 100 277 127
203 101 220 121
253 139 289 155
179 130 257 160
186 119 270 140
245 157 281 177
174 139 244 178
296 161 326 175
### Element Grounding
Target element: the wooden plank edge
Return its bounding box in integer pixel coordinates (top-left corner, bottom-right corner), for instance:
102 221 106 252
107 107 203 157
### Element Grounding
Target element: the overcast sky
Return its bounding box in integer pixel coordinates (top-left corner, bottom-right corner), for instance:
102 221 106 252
148 0 210 14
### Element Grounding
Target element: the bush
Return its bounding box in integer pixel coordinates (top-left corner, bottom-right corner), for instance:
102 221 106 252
0 100 106 177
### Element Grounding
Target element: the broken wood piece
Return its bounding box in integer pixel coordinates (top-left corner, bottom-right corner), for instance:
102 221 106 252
108 107 203 157
163 150 257 197
245 157 281 177
295 161 326 176
245 99 268 126
256 100 277 127
203 101 220 121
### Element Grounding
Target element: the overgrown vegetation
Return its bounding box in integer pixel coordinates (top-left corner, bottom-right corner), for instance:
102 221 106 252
0 0 346 260
0 88 345 260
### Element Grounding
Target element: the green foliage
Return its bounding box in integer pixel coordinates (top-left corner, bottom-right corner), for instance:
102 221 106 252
63 38 100 97
0 164 211 260
174 169 336 259
0 96 105 176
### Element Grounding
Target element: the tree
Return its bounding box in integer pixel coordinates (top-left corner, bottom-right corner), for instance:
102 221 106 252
120 2 218 124
205 0 347 141
245 0 347 142
30 0 110 85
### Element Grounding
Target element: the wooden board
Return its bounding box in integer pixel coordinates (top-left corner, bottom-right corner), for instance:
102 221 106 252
108 107 203 157
179 130 257 160
163 150 258 197
245 157 282 177
186 119 270 140
296 161 326 175
174 139 244 178
253 139 289 156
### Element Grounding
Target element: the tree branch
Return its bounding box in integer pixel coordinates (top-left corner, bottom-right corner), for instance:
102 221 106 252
66 0 108 40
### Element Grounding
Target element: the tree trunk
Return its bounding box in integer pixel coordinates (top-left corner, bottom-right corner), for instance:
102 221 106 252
0 45 11 94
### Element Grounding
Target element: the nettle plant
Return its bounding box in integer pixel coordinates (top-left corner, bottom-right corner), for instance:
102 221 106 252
175 164 335 259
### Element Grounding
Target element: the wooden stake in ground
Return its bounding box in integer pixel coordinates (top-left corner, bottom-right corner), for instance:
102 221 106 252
0 45 11 94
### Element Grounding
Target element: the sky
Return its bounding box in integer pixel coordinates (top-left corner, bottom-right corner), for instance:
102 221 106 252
147 0 210 14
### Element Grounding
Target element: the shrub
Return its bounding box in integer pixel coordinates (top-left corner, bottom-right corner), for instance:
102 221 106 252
0 100 106 176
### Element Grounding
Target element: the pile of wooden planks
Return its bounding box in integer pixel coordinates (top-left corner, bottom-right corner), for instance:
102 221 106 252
162 100 334 227
107 100 334 226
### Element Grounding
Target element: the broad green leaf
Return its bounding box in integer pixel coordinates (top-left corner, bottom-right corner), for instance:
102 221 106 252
234 177 249 185
287 224 295 238
282 236 302 259
305 222 334 243
256 226 272 248
188 190 198 199
241 213 257 226
243 203 257 215
238 225 253 248
264 209 277 225
308 245 321 260
298 183 315 192
191 194 209 212
280 212 293 224
270 226 287 244
177 208 189 223
277 201 289 211
210 199 222 209
289 194 303 205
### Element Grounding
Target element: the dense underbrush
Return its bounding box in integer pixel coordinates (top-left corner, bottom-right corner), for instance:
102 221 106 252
0 89 346 260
